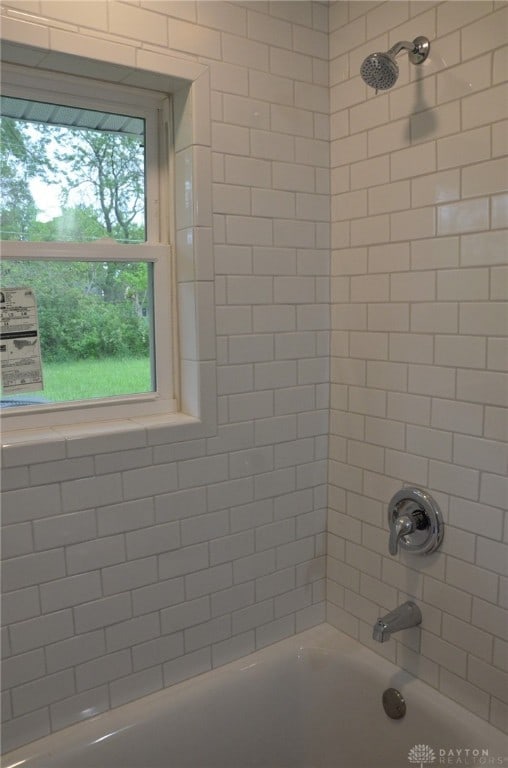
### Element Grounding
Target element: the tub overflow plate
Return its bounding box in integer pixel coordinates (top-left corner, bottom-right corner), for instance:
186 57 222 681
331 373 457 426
382 688 406 719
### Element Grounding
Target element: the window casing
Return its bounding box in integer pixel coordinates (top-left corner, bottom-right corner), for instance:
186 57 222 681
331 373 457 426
0 64 177 429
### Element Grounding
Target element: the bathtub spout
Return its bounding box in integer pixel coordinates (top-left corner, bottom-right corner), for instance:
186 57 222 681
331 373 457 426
372 601 422 643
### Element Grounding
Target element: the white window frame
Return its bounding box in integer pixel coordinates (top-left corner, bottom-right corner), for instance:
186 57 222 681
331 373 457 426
1 64 179 429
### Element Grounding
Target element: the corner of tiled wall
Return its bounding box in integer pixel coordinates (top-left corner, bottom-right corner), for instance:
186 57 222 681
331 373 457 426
328 0 507 734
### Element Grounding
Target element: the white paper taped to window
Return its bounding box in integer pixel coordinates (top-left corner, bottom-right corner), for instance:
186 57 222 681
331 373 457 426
0 287 44 394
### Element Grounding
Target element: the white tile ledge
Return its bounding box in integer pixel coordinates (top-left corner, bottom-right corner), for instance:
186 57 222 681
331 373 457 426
1 412 200 454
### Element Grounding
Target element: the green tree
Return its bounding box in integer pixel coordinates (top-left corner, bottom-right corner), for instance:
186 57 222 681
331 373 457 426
53 128 145 243
0 118 41 239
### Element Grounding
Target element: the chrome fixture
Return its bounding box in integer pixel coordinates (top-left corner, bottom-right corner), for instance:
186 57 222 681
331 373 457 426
360 36 430 92
382 688 406 719
388 487 444 556
373 601 422 643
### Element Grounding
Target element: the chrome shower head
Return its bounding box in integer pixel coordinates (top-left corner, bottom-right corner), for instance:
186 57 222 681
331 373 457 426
360 36 430 93
360 51 399 91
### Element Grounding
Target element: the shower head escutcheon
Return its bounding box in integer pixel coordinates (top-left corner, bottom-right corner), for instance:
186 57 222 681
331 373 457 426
360 36 430 93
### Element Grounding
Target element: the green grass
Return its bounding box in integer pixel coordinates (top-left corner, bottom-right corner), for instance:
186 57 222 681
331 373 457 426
8 357 152 402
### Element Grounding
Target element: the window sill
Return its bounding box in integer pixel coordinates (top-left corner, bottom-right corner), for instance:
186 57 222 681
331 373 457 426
1 410 212 466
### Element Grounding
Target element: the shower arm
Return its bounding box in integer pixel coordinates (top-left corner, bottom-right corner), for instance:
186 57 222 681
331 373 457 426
387 36 430 65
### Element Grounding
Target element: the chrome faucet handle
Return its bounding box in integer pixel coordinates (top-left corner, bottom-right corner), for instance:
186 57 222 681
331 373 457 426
388 513 415 555
387 488 444 556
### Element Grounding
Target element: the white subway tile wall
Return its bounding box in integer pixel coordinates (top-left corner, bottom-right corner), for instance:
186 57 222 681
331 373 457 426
0 0 506 755
329 0 507 737
0 0 329 753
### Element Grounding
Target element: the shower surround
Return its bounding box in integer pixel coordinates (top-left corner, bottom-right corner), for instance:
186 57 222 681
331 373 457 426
328 0 507 733
0 0 506 754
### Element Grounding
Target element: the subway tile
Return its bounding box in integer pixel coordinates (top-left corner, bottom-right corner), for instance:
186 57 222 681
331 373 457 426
270 47 312 82
40 572 101 614
411 237 459 270
472 598 508 642
160 597 210 637
222 32 269 71
431 398 483 435
407 425 452 461
391 271 435 302
477 538 508 578
411 302 458 334
493 120 508 157
492 193 508 229
350 331 388 360
13 669 75 717
389 333 433 364
454 435 508 475
461 232 506 267
437 54 492 104
76 650 132 692
62 474 122 513
2 648 45 691
367 361 407 392
368 304 409 332
462 82 508 129
73 593 132 635
33 510 96 551
198 1 246 35
435 335 486 369
429 460 479 501
388 392 431 426
438 127 490 171
488 338 508 371
365 416 404 450
391 207 435 241
108 3 167 45
411 101 461 145
2 485 61 525
468 657 508 704
210 60 248 96
385 448 428 486
412 169 460 208
102 557 157 597
391 141 436 181
457 370 508 407
2 522 32 559
369 243 410 274
368 181 410 216
438 269 489 301
351 155 389 191
3 549 66 593
423 576 471 621
421 631 467 679
367 117 410 158
480 472 508 510
438 198 490 235
2 586 40 626
461 5 508 60
10 610 74 656
437 1 493 35
463 157 508 199
225 155 271 188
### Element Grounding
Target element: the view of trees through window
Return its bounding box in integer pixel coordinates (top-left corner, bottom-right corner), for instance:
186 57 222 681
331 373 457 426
0 98 154 406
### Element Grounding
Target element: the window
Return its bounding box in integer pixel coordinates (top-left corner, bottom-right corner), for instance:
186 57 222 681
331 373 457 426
0 65 176 427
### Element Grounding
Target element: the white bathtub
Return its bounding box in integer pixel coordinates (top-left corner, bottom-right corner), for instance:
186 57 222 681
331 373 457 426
3 624 507 768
